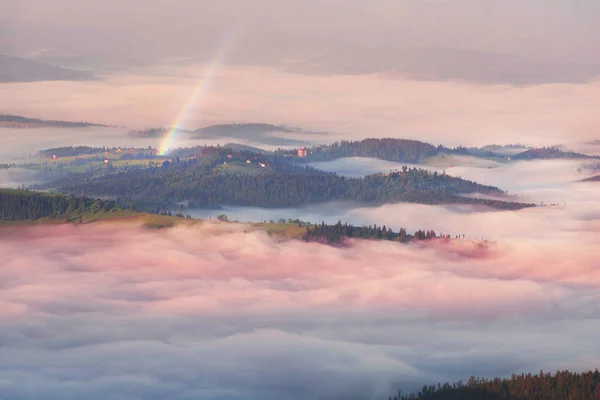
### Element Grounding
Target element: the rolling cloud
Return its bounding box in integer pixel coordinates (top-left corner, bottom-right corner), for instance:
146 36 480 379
0 195 598 400
1 68 599 150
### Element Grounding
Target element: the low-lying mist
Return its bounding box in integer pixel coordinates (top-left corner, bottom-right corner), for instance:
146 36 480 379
1 66 599 148
1 139 599 399
0 217 598 400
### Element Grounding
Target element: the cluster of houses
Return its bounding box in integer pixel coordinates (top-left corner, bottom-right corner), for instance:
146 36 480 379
221 153 268 168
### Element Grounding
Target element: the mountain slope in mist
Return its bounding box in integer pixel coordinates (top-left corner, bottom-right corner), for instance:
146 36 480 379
285 47 600 85
0 114 108 128
0 54 95 83
580 175 600 182
513 147 598 160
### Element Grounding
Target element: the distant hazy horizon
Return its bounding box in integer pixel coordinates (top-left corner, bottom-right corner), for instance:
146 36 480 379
2 0 600 148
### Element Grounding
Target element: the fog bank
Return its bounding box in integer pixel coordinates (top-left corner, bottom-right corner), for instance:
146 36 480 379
0 220 598 399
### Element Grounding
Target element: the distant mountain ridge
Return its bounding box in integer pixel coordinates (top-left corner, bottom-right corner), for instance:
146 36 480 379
194 123 295 136
0 54 96 83
129 123 325 146
0 114 109 128
300 138 441 163
580 175 600 182
512 147 598 160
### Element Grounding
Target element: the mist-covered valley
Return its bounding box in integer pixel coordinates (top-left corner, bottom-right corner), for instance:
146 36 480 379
1 180 599 399
2 1 600 396
2 125 599 400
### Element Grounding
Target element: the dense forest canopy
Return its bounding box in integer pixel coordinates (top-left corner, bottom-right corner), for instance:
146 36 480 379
391 370 600 400
513 147 598 160
296 138 442 163
303 221 454 244
0 189 123 221
288 138 535 163
285 138 600 163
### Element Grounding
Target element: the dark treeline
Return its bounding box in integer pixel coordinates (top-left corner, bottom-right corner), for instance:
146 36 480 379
38 146 107 158
291 138 523 163
0 114 108 128
0 189 121 221
462 143 530 157
297 138 441 163
42 147 533 210
129 127 169 138
303 221 452 244
581 175 600 182
38 146 156 158
392 370 600 400
194 123 294 136
513 147 598 160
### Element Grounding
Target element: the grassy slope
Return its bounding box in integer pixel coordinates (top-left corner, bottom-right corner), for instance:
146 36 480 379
0 203 310 239
26 152 166 173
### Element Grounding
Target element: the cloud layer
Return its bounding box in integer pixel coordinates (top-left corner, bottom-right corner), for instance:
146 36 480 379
0 196 598 400
1 68 599 150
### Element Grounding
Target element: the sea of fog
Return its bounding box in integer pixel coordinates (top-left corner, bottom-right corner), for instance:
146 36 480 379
1 139 600 399
1 182 599 399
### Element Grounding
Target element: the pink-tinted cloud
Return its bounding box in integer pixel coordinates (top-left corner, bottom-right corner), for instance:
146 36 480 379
0 215 598 399
1 67 599 151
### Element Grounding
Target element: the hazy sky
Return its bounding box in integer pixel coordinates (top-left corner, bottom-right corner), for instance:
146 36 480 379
2 0 600 80
2 0 600 145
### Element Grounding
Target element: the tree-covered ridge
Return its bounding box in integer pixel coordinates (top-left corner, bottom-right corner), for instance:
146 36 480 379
513 146 598 160
0 189 125 221
38 146 109 158
38 146 157 158
392 370 600 400
41 146 534 210
0 114 108 128
128 127 193 138
297 138 441 163
194 123 295 136
303 221 453 244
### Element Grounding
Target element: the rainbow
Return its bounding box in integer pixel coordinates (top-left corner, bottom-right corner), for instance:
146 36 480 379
158 22 249 156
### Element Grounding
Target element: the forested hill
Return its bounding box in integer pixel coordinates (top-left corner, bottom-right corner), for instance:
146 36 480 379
300 138 441 163
38 146 108 158
42 149 534 210
391 370 600 400
194 123 295 136
0 189 130 222
513 147 598 160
